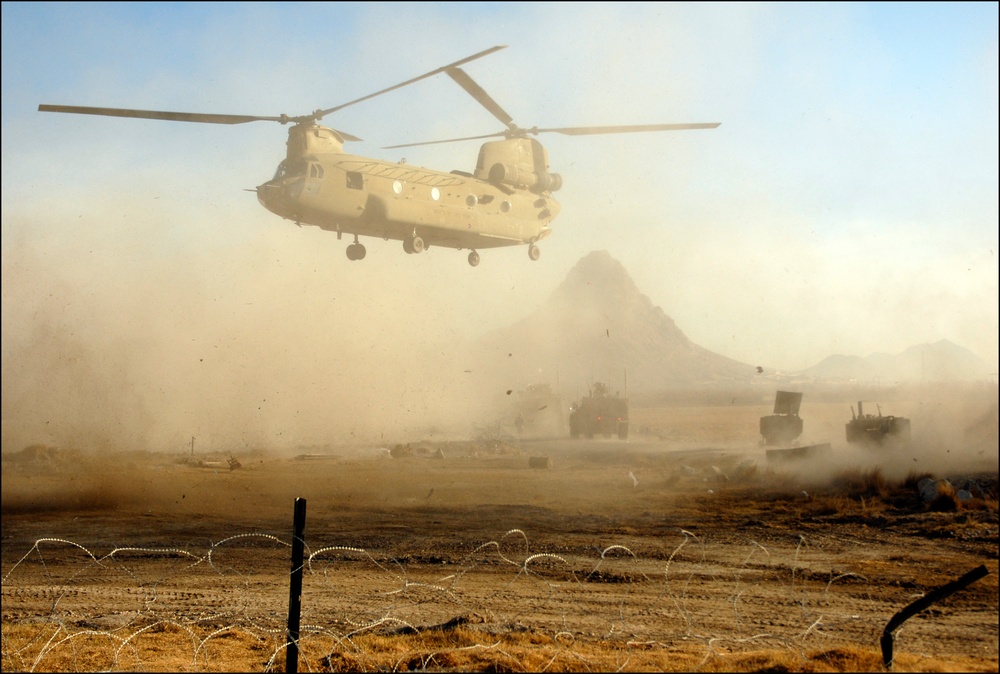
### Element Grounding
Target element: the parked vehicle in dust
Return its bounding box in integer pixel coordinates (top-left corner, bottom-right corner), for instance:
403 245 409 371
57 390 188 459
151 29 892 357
759 391 804 446
512 382 566 437
845 401 911 444
569 382 629 440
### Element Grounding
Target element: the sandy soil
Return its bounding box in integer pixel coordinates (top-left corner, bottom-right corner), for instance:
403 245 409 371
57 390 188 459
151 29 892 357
2 390 997 672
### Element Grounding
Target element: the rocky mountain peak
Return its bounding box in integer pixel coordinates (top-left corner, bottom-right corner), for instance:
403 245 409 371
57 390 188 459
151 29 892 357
551 250 646 313
475 250 752 392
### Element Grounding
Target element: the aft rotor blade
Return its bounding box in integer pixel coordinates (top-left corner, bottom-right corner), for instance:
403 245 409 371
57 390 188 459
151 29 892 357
383 121 721 148
315 45 508 118
38 104 285 125
536 123 721 135
446 67 516 129
383 131 506 149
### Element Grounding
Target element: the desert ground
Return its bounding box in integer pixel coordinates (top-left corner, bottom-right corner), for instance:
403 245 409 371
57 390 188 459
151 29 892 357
2 383 997 672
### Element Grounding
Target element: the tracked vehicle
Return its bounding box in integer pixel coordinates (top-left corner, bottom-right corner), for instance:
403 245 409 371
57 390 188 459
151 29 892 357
845 401 910 444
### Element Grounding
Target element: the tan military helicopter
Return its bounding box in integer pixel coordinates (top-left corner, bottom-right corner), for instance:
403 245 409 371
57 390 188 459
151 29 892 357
39 46 719 267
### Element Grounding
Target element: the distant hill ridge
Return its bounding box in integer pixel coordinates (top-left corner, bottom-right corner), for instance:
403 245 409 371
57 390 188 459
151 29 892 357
474 250 990 392
800 339 991 383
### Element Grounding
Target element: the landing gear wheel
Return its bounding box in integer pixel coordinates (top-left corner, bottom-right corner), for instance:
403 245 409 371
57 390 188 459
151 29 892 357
346 235 367 261
468 250 480 267
528 243 541 261
403 239 414 254
411 236 425 254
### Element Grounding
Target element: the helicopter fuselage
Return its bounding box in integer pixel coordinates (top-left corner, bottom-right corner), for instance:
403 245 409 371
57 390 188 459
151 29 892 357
256 125 560 261
39 45 717 267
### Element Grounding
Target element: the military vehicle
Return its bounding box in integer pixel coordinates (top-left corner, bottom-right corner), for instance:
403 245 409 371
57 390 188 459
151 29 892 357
39 46 718 267
569 382 629 440
845 401 911 444
512 383 566 437
759 391 804 446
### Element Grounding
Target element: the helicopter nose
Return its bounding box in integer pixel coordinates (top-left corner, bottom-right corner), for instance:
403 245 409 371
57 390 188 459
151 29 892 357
256 182 275 209
257 181 289 216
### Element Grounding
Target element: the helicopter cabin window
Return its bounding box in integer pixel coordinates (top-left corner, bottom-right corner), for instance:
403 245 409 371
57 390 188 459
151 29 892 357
346 171 364 190
308 163 325 179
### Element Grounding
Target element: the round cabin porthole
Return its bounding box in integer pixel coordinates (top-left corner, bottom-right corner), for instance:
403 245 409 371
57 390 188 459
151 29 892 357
431 187 440 201
500 200 512 213
466 194 478 207
393 180 403 195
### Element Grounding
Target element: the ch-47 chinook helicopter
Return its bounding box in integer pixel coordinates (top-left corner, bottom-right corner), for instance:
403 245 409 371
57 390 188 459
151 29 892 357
39 46 719 267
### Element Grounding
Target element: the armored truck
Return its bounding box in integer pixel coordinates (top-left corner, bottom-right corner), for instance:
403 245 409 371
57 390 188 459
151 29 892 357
512 383 566 437
569 382 629 440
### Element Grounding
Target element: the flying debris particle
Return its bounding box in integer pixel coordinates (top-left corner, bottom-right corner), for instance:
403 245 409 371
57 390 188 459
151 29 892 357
756 366 764 374
506 390 513 395
628 471 638 488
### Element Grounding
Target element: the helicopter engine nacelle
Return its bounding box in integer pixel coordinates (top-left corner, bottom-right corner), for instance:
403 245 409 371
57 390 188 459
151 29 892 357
488 163 563 193
540 171 563 192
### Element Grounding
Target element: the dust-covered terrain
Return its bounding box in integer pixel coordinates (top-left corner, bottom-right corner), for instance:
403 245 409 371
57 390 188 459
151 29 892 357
2 384 997 672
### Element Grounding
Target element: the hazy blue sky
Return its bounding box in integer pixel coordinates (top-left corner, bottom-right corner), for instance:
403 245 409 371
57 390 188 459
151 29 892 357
2 2 997 448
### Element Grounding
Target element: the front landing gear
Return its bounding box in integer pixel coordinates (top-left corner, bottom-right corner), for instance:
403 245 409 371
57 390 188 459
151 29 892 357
468 250 480 267
346 236 366 261
403 235 425 254
528 243 541 261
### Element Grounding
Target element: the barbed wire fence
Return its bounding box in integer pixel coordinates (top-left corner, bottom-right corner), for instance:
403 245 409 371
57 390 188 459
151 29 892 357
2 522 994 672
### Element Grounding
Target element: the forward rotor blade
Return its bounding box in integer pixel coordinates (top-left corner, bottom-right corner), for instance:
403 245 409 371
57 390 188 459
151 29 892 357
38 104 363 140
383 131 506 149
315 45 508 118
446 67 516 129
38 104 285 125
537 123 721 135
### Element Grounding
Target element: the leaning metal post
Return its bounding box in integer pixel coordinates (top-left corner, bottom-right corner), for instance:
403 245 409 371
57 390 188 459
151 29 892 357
880 564 989 669
286 498 307 674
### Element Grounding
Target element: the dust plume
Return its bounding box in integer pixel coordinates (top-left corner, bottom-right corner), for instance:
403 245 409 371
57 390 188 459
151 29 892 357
1 206 503 454
765 383 998 486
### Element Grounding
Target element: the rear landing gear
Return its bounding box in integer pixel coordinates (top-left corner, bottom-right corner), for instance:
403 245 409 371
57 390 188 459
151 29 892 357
468 250 480 267
346 238 366 261
528 243 541 261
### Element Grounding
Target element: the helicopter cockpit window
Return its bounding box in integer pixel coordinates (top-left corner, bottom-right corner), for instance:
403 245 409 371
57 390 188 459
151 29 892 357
346 171 364 190
273 159 308 181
